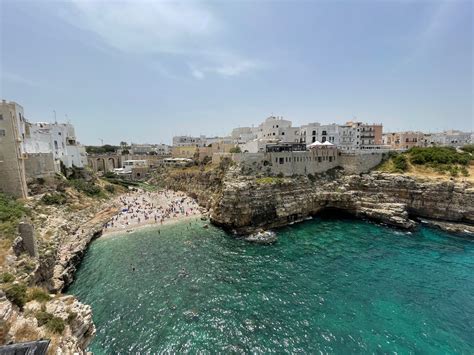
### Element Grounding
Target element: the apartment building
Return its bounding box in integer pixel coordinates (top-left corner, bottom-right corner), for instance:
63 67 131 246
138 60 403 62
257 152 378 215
383 131 425 150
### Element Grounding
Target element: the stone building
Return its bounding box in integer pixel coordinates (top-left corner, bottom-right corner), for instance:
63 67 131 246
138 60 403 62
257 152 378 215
383 131 425 150
0 100 28 198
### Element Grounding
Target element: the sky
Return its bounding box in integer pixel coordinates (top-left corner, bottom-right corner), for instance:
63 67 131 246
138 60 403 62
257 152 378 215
0 0 472 145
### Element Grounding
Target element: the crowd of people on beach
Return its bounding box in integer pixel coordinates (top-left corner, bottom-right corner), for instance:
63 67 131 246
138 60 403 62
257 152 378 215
103 189 201 234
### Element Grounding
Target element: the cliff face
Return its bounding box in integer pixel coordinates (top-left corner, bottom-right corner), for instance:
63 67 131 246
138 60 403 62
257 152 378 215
0 291 95 352
1 188 118 352
208 171 473 234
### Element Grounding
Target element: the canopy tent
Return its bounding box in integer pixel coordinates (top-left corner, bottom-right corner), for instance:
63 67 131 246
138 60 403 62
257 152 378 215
307 141 323 148
322 141 334 146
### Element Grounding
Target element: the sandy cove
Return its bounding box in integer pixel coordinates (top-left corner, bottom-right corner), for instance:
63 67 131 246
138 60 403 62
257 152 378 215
101 189 205 237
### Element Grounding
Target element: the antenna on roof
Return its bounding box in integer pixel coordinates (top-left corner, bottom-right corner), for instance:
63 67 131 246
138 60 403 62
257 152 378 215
53 110 57 124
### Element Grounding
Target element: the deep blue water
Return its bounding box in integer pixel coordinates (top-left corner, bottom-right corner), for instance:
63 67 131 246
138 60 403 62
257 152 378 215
68 217 474 353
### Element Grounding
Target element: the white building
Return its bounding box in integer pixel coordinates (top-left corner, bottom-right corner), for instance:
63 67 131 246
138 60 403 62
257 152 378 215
429 130 472 147
231 127 258 143
172 135 207 147
130 143 170 155
24 122 87 168
300 123 340 145
256 116 301 143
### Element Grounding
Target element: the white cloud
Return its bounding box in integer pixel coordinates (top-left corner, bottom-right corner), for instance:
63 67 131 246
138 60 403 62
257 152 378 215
189 59 262 79
62 0 261 79
67 0 219 54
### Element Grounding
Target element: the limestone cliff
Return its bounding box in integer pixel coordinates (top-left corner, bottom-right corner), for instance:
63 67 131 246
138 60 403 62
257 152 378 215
160 166 472 235
210 171 473 234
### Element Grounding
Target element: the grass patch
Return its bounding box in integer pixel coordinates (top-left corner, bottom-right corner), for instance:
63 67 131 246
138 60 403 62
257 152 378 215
0 193 28 239
27 287 51 303
12 322 41 342
4 283 27 310
255 177 285 185
35 310 66 334
45 316 65 334
68 179 105 197
0 272 15 283
41 192 67 205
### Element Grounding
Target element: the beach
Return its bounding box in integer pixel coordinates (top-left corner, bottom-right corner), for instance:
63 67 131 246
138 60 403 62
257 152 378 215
101 189 203 236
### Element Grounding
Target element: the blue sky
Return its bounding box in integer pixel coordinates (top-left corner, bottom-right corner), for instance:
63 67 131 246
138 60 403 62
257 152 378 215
1 0 472 145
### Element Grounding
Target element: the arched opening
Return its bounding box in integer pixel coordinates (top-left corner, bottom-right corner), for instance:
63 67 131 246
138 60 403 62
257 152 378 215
96 158 106 172
108 158 116 170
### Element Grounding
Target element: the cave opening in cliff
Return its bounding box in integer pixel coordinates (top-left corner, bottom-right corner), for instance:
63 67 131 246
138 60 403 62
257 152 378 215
315 207 357 221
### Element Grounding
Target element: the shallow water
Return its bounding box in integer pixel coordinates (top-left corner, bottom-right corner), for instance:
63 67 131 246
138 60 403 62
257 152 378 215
68 217 474 353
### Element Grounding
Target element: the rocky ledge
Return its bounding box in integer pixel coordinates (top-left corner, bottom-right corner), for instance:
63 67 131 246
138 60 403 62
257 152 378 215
210 171 473 234
0 291 94 353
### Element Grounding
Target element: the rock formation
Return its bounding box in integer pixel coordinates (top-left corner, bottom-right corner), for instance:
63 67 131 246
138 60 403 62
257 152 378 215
160 166 473 235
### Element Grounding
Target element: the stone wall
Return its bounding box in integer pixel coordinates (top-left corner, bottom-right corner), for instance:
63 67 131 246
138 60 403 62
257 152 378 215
338 152 385 174
213 150 382 176
24 153 57 178
214 150 339 176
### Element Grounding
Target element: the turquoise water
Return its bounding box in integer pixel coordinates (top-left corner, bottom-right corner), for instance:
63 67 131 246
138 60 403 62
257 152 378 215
68 217 474 353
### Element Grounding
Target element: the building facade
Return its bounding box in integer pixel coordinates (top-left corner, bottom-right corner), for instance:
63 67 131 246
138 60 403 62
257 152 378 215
256 116 301 143
0 100 28 198
24 122 87 169
383 131 425 150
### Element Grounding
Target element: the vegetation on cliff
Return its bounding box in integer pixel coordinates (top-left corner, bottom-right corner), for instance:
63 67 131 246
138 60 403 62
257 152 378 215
378 147 472 178
0 193 28 239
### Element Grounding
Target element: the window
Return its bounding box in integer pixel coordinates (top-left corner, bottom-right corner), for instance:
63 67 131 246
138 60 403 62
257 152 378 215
0 114 3 120
318 157 322 162
281 132 285 135
322 130 327 135
279 157 284 164
0 129 5 137
54 140 58 150
312 130 316 135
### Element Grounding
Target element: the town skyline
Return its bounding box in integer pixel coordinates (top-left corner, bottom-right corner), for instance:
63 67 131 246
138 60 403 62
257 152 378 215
1 0 472 145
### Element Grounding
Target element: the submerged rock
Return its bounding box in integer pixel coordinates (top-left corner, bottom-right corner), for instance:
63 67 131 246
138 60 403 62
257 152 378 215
244 230 277 244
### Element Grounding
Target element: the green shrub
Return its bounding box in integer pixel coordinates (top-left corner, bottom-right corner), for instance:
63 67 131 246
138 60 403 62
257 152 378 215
27 287 51 303
5 283 27 309
45 316 65 334
35 310 53 326
105 185 115 193
0 272 15 283
460 166 469 176
392 154 408 172
41 193 67 205
408 147 471 166
68 179 104 197
0 193 28 238
461 144 474 153
449 166 459 177
103 172 117 179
